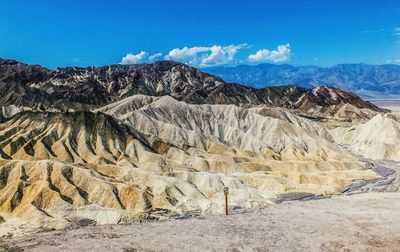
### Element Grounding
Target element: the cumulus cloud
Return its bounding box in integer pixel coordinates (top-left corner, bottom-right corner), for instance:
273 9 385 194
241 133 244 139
120 43 292 66
165 44 248 67
120 51 163 64
148 52 163 62
120 51 148 64
248 44 291 63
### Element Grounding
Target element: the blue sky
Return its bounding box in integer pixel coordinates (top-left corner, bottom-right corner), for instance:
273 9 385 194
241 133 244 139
1 0 399 68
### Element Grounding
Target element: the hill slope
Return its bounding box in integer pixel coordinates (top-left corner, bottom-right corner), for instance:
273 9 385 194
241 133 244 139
329 113 400 160
0 96 378 230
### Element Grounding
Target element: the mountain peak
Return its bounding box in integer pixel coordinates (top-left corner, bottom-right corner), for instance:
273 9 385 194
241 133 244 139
0 58 21 65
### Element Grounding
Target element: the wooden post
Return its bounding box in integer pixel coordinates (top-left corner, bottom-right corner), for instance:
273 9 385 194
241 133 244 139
224 187 229 215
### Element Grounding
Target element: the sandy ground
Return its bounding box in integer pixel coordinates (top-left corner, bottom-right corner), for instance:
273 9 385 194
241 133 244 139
1 192 400 252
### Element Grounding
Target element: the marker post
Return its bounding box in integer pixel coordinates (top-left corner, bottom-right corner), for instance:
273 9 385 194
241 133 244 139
224 187 229 215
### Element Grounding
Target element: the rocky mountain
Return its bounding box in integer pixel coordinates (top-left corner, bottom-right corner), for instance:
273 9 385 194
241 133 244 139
1 59 225 110
0 59 382 118
203 63 400 98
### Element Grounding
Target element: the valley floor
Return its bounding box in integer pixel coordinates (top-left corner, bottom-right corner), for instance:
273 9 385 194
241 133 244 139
370 100 400 111
1 192 400 252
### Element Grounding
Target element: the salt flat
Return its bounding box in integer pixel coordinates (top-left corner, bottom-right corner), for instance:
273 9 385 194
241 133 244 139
371 100 400 111
2 192 400 252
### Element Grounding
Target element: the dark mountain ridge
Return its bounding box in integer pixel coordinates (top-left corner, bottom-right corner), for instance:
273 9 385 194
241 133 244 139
0 58 381 115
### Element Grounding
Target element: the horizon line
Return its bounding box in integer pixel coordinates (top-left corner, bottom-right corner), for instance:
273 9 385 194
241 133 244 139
2 57 400 70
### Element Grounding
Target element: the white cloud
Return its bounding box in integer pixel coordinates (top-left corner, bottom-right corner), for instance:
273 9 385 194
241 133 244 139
120 43 293 66
394 27 400 36
165 46 209 64
148 52 163 62
164 44 248 67
383 59 400 64
120 51 164 64
248 44 291 63
120 51 148 64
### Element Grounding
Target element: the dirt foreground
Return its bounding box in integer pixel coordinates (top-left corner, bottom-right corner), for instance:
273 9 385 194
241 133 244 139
1 192 400 252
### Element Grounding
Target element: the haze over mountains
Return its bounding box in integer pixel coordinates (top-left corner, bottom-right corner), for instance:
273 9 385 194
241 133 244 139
0 58 397 234
204 63 400 99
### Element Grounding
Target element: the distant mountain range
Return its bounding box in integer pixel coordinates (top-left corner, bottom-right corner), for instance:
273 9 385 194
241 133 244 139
203 63 400 99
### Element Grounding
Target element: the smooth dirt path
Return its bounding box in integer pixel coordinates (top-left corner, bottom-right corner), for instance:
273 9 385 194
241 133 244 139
1 192 400 252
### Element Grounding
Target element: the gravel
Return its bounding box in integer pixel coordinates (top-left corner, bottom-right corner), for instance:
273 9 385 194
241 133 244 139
2 193 400 252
